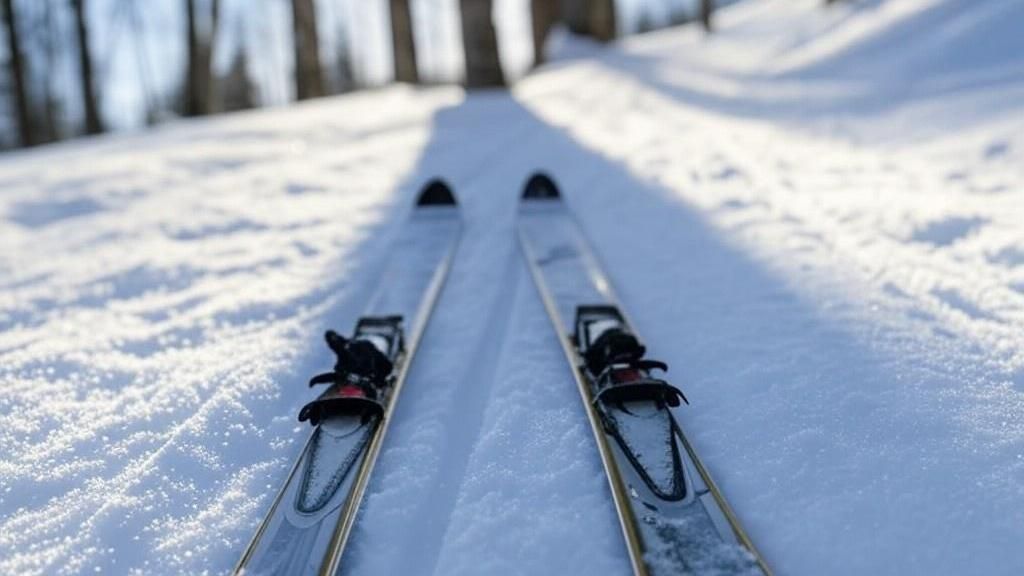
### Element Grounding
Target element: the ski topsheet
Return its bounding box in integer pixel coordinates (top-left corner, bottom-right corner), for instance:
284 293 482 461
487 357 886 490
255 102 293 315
517 174 770 576
235 181 461 576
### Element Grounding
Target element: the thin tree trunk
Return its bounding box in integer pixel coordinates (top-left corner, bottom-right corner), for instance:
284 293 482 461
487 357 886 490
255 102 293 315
42 0 60 141
459 0 504 87
2 0 33 146
588 0 615 41
561 0 589 35
389 0 418 83
71 0 103 134
700 0 713 32
291 0 324 100
185 0 218 115
561 0 614 42
335 26 355 93
530 0 559 67
208 0 220 111
185 0 201 115
221 44 255 112
211 0 220 48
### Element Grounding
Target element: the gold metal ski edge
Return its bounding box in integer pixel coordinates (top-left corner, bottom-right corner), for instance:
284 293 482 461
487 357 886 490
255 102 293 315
517 229 650 576
318 225 462 576
674 423 773 576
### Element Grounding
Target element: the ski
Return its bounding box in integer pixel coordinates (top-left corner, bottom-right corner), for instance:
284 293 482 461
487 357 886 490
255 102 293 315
517 173 770 576
235 180 462 576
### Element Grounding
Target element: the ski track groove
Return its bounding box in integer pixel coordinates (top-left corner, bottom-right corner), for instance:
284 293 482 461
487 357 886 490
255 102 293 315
392 244 522 576
330 103 539 576
365 101 545 575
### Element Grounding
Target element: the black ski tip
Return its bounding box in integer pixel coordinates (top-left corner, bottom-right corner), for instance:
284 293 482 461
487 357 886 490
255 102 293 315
416 179 457 207
522 172 560 200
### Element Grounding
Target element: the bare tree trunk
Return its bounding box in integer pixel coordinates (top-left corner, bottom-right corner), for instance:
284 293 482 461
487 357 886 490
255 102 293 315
335 27 356 93
561 0 588 35
291 0 324 100
208 0 220 111
2 0 33 146
530 0 559 67
459 0 504 87
700 0 713 32
220 45 255 112
71 0 103 134
389 0 418 83
560 0 614 42
185 0 218 115
41 0 61 141
588 0 615 41
185 0 201 115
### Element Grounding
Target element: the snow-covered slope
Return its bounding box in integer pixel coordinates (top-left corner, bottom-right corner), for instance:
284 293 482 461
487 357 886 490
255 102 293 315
1 1 1022 574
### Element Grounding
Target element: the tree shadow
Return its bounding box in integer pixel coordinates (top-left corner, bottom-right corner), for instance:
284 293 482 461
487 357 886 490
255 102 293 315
336 90 1024 576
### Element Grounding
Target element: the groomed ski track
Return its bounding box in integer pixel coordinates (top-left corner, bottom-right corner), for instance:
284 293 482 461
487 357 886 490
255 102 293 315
2 2 1024 574
337 98 634 576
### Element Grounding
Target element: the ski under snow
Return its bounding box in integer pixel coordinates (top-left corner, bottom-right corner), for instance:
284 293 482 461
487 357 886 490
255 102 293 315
234 181 462 575
517 173 771 576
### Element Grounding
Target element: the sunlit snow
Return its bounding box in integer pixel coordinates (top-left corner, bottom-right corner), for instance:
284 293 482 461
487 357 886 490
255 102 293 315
1 0 1023 574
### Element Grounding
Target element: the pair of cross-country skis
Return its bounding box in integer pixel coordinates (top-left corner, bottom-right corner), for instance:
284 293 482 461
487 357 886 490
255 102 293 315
233 173 772 576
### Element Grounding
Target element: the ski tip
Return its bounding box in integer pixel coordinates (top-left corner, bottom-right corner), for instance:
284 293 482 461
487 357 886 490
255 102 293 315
522 172 560 201
416 179 458 207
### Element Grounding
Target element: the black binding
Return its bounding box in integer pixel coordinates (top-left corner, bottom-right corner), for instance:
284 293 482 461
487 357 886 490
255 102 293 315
575 305 688 408
575 305 689 500
298 316 405 425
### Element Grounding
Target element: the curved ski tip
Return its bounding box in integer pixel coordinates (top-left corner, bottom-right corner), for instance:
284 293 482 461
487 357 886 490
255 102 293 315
522 172 560 200
416 179 457 207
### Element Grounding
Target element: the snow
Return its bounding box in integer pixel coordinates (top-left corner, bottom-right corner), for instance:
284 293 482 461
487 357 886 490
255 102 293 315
2 0 1023 574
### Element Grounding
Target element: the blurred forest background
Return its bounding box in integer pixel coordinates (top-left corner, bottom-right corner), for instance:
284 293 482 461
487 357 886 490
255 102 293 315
0 0 807 151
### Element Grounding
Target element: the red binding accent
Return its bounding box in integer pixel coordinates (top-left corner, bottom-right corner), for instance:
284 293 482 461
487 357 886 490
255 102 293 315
612 368 642 384
328 384 368 399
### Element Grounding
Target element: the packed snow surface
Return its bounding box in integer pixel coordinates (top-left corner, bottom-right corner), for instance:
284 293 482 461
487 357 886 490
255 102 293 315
2 0 1023 574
